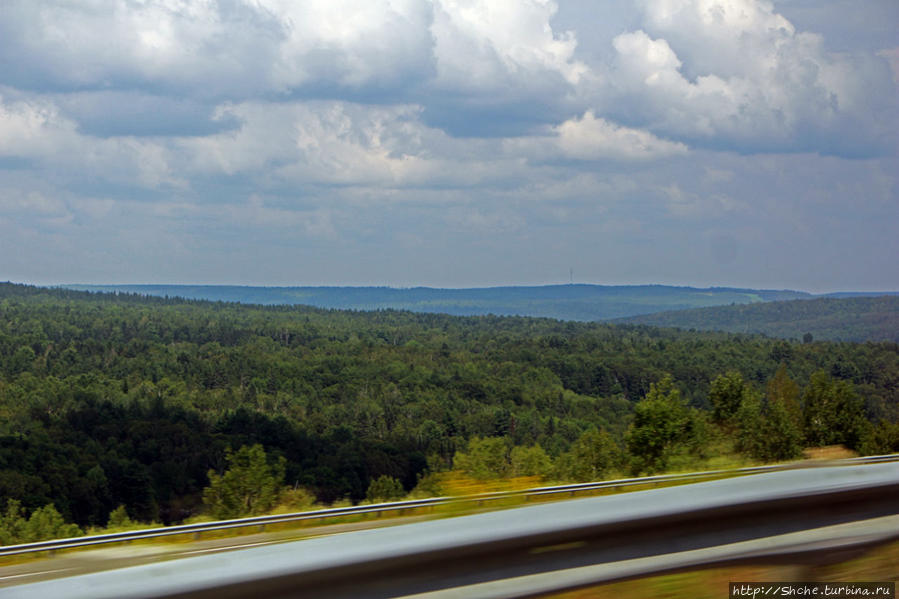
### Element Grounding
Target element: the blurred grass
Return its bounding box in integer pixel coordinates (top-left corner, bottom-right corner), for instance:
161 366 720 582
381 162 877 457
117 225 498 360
548 541 899 599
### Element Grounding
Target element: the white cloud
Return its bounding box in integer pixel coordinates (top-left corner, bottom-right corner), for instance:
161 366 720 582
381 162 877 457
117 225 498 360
506 110 688 162
183 101 441 185
1 1 585 105
430 0 586 90
0 94 183 188
253 0 434 91
553 111 688 160
0 94 75 158
181 100 534 190
602 0 897 153
2 0 891 154
639 0 798 77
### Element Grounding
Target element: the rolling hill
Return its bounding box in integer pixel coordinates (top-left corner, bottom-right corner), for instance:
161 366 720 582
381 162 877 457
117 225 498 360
616 296 899 342
61 283 811 321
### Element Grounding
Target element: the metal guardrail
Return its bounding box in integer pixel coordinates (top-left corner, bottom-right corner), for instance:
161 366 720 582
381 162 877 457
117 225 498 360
6 461 899 599
1 453 897 558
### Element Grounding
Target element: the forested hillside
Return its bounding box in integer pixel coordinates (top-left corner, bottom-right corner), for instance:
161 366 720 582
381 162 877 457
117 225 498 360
1 283 898 535
63 283 811 321
617 296 899 342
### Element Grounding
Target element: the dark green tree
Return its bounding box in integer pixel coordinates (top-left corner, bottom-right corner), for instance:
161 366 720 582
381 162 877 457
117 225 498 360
802 371 866 449
365 475 405 502
452 437 510 479
709 371 748 424
735 390 764 459
23 504 82 542
0 499 27 545
203 445 285 519
761 399 803 461
509 444 552 479
626 375 707 474
554 428 621 482
106 505 138 531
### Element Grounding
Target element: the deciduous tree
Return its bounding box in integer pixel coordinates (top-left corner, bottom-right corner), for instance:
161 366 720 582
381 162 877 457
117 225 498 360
203 445 285 519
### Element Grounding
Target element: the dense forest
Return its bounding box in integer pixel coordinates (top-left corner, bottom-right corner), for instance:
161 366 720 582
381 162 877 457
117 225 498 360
1 282 898 539
618 296 899 342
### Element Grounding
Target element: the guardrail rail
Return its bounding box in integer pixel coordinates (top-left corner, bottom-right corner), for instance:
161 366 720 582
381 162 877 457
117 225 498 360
5 459 899 599
2 453 898 558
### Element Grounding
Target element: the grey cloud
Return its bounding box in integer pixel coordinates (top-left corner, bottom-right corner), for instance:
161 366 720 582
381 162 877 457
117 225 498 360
54 91 240 137
774 0 899 53
0 0 896 291
0 0 589 137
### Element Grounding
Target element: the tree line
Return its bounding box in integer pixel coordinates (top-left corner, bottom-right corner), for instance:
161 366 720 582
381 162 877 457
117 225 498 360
0 282 897 537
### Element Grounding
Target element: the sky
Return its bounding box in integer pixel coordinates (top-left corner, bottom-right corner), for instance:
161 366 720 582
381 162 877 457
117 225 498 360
0 0 896 293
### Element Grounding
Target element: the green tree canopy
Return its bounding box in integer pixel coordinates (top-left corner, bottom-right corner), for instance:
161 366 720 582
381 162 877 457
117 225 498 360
203 444 285 519
23 504 82 542
626 375 707 474
452 437 510 480
802 371 867 449
736 388 802 463
509 445 552 479
366 475 405 502
709 371 748 424
555 428 621 482
1 500 82 544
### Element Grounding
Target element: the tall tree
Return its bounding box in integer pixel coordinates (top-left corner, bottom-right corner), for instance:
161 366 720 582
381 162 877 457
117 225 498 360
555 428 621 482
626 375 707 474
709 371 749 424
203 445 285 519
802 371 866 449
452 437 510 480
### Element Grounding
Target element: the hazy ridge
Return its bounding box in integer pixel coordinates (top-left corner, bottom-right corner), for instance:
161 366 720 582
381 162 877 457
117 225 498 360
63 283 811 321
616 296 899 342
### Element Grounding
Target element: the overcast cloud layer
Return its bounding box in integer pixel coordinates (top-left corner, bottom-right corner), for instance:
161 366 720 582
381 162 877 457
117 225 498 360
1 0 896 292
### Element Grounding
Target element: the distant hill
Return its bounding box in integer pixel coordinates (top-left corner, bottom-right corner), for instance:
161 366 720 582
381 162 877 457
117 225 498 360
61 284 813 321
616 296 899 342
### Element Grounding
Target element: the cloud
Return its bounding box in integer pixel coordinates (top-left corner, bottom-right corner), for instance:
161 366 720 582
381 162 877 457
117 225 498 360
430 0 586 90
0 0 280 96
553 111 688 160
228 194 337 237
255 0 436 93
2 0 892 154
660 183 744 218
183 101 452 187
601 0 898 155
0 94 184 188
879 48 899 84
0 188 71 226
0 0 896 290
0 2 582 103
53 91 239 137
505 110 688 164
